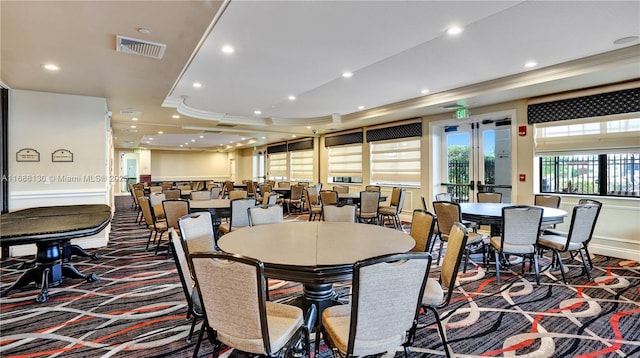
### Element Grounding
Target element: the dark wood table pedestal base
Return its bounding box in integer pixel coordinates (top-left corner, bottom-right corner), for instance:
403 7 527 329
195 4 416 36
1 240 99 302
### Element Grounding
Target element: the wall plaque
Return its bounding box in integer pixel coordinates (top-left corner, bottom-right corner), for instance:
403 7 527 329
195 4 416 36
16 148 40 162
52 149 74 162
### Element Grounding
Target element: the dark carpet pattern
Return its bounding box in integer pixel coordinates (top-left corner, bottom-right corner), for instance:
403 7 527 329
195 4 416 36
1 196 639 357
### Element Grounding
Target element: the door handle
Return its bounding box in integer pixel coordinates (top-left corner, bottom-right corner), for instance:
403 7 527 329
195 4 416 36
469 181 475 190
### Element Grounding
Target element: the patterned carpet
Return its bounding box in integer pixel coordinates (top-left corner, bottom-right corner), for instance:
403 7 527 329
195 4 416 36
1 196 639 357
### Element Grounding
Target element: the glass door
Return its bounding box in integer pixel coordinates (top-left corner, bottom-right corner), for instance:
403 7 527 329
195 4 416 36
436 115 513 203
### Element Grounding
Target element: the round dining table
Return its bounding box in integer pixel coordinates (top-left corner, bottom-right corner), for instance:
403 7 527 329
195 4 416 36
460 202 567 236
217 221 415 321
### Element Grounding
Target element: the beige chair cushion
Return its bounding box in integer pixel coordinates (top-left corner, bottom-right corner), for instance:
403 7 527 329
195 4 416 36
490 236 534 254
538 234 583 251
421 278 443 306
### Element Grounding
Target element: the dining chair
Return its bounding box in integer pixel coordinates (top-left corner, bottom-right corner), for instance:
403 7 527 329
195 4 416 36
304 187 322 221
246 181 257 197
534 194 562 232
159 199 190 255
138 196 168 251
210 187 222 199
190 190 211 201
332 185 349 194
322 204 357 223
132 187 145 223
178 211 216 253
259 191 277 207
218 198 257 235
277 181 291 188
248 205 284 226
477 192 502 203
168 228 203 343
320 190 339 206
365 185 381 192
489 205 544 284
421 222 469 358
284 184 304 214
316 252 431 358
435 192 453 202
163 188 181 200
149 185 163 193
191 252 315 358
378 187 406 230
409 209 437 253
537 202 601 283
357 190 380 224
228 190 248 200
432 201 485 271
149 192 166 219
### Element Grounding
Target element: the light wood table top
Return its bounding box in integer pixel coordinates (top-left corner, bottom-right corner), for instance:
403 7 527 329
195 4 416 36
188 199 231 210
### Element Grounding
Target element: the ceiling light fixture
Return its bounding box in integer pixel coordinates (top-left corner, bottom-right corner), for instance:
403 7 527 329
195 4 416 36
42 64 60 71
199 135 204 138
261 137 266 139
421 89 430 94
292 135 297 138
447 26 463 35
130 125 136 128
524 61 538 68
172 114 180 119
221 45 235 54
357 106 364 110
193 82 203 88
191 139 196 142
288 95 296 101
342 71 353 78
137 27 151 34
131 117 138 121
254 110 262 115
158 131 163 134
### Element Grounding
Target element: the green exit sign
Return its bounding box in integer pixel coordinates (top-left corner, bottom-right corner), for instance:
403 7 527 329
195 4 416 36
456 108 470 119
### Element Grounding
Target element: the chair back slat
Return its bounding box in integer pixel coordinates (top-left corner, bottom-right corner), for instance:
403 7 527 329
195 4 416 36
501 205 543 246
432 201 461 239
163 200 190 230
567 204 601 245
323 204 357 222
534 194 561 208
320 190 338 205
230 198 258 230
440 223 469 291
348 252 431 356
179 212 216 253
477 192 502 203
359 190 380 215
248 205 284 226
410 209 437 253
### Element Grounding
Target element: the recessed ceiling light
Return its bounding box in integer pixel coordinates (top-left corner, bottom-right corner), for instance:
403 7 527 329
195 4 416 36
292 135 297 138
158 131 163 134
421 89 430 94
172 114 180 119
130 125 136 128
185 142 189 145
180 145 183 148
524 61 538 68
288 95 296 101
221 45 235 54
191 139 196 142
306 126 312 129
199 135 204 139
149 137 153 140
137 27 151 34
357 106 364 110
193 82 203 88
342 71 353 78
241 137 246 140
261 137 266 140
131 117 138 121
447 26 463 35
254 110 262 115
42 64 60 71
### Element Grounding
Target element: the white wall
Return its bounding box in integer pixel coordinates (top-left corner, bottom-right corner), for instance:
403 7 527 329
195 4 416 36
150 150 229 182
7 90 111 256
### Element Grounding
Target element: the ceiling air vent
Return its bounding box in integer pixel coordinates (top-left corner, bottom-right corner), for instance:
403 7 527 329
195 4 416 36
116 35 166 59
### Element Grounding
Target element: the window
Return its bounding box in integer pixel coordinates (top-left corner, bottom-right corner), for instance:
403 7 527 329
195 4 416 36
536 115 640 197
370 138 421 186
327 144 362 184
290 149 313 182
268 152 288 181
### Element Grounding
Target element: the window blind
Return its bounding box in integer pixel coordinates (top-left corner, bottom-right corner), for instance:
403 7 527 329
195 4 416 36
328 144 363 181
290 149 314 182
268 152 288 180
370 138 421 186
